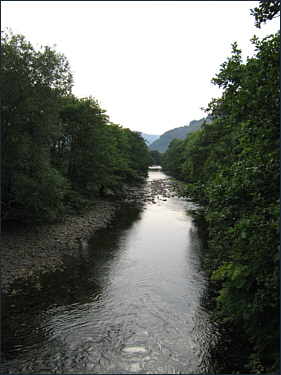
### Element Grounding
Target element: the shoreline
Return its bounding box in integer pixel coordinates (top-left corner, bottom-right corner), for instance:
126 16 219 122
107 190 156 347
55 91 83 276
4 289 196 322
1 177 180 294
1 199 119 294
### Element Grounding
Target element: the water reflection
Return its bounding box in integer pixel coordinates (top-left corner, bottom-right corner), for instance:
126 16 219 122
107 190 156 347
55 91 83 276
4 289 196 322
2 170 216 374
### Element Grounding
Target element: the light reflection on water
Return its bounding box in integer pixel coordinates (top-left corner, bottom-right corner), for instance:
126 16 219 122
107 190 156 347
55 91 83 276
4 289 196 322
1 170 216 374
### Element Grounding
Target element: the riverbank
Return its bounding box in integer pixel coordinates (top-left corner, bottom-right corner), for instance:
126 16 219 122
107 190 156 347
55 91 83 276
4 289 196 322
1 177 181 294
1 199 119 294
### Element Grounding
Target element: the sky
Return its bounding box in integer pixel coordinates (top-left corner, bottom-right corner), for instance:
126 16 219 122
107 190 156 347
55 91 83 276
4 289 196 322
1 1 280 135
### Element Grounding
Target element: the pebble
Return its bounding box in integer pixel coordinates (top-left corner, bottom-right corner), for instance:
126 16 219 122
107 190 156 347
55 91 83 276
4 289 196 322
1 199 118 294
1 179 181 295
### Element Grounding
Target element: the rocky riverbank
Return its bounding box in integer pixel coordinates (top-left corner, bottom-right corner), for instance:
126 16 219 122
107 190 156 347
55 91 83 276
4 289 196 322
1 177 182 294
1 199 119 294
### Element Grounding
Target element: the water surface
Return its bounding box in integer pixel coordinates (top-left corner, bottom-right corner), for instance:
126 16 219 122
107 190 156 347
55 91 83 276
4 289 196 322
2 170 216 374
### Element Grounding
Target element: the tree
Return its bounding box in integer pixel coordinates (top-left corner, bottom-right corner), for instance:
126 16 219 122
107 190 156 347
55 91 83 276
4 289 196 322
149 150 162 166
55 96 111 194
199 33 280 374
250 1 280 28
1 29 73 224
52 96 153 206
181 129 211 183
1 29 153 223
163 22 280 373
162 138 185 179
126 131 154 181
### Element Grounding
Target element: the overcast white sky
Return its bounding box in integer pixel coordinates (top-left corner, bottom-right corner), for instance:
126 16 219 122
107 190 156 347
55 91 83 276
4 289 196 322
1 1 280 135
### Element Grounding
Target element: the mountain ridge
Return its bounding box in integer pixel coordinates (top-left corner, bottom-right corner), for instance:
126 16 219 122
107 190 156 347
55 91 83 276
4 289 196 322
140 133 160 145
148 117 212 153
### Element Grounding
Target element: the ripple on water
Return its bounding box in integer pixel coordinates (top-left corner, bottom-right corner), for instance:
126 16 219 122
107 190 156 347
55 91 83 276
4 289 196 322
1 170 216 374
122 346 148 354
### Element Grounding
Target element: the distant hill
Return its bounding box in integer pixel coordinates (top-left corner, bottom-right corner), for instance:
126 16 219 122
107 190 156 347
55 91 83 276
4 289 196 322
140 133 160 145
148 117 212 153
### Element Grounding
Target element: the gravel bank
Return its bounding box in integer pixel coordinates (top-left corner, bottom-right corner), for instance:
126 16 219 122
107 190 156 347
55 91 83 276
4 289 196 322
1 199 119 293
1 177 181 294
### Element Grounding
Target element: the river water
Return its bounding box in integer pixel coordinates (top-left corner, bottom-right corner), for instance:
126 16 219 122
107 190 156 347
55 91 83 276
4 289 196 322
2 169 222 374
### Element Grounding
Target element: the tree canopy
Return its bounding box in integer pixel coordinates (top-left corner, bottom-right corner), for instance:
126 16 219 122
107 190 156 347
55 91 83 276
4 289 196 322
162 6 280 373
1 29 152 225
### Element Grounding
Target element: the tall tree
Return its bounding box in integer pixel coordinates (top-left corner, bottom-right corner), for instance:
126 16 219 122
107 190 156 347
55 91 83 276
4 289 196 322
162 138 185 179
55 96 111 193
126 131 154 181
1 29 73 224
196 32 280 374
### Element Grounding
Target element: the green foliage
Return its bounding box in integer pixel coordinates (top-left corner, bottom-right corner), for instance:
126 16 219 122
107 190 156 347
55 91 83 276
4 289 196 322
149 117 212 153
149 150 162 166
250 1 280 28
1 28 73 224
54 95 113 194
204 33 280 373
163 27 280 373
162 138 186 179
1 29 152 226
126 131 154 180
180 129 212 183
52 98 153 197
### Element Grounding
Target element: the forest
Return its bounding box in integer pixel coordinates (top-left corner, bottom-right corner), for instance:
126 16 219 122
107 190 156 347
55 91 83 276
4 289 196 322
162 2 280 373
1 29 153 226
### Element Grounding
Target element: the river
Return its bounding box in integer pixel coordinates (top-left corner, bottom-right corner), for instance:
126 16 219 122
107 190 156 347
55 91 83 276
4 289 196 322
2 169 223 374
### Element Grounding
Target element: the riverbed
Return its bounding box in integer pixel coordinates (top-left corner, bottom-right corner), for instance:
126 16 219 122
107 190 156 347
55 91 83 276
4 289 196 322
1 200 119 293
2 169 220 374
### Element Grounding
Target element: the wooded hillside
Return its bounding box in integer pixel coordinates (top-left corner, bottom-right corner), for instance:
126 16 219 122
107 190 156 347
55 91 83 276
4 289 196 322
149 117 212 153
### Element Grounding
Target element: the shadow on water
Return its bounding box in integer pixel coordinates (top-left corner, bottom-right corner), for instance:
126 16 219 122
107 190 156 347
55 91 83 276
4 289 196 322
187 210 253 374
1 203 144 364
197 281 253 374
1 171 251 374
